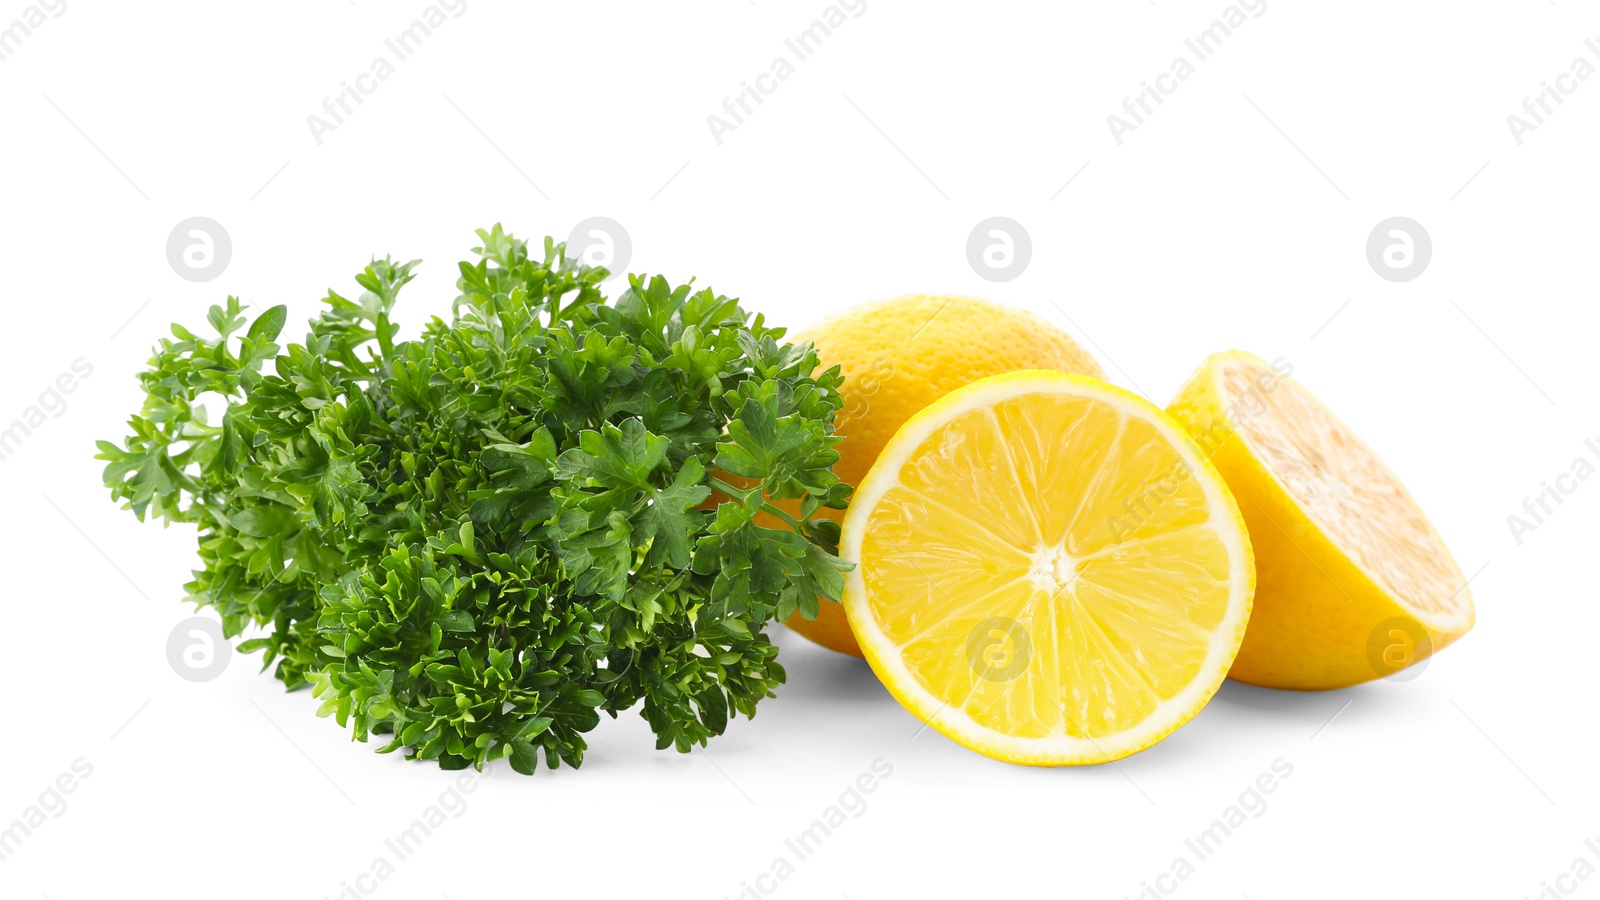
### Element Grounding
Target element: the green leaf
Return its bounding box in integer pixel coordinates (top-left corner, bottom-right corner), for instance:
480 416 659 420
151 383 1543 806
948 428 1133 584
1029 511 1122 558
229 504 294 537
508 740 540 775
246 304 288 344
438 610 475 633
635 457 710 569
556 418 668 490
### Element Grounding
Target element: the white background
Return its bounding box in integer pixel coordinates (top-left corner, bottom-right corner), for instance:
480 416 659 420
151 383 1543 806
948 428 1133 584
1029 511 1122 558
1 1 1596 898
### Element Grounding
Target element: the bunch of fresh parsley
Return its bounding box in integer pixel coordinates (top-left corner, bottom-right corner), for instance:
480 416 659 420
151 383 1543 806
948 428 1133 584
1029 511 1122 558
98 226 852 773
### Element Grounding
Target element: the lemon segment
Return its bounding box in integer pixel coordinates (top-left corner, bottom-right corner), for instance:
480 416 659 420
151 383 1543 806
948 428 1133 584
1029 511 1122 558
1166 351 1474 690
843 371 1254 765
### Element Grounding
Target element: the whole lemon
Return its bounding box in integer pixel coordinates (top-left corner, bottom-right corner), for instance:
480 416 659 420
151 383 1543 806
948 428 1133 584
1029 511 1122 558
781 295 1105 656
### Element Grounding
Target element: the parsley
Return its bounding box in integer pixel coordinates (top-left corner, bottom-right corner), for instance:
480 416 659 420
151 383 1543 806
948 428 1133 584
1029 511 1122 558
98 226 852 773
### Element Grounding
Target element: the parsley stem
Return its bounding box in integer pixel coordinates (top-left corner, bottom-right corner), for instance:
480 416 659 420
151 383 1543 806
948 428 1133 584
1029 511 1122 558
376 312 394 357
707 476 804 530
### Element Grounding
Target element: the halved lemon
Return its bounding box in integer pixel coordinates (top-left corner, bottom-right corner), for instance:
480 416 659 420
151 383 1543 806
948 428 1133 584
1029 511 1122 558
1166 351 1475 690
841 371 1254 765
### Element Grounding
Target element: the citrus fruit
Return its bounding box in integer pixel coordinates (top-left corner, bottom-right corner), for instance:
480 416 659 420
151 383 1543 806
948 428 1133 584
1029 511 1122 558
780 295 1105 657
841 371 1254 765
1165 351 1475 690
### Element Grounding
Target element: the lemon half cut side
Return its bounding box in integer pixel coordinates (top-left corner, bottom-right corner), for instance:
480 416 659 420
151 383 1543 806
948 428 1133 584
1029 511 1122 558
1167 351 1475 690
841 371 1255 765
